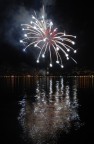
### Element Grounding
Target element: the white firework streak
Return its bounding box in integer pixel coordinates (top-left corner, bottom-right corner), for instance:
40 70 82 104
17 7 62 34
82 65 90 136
20 8 77 68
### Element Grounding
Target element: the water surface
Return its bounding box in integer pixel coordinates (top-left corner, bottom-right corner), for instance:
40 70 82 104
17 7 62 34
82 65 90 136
0 76 94 144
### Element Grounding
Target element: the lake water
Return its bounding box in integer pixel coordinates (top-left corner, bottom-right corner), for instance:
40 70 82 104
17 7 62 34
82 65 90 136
0 76 94 144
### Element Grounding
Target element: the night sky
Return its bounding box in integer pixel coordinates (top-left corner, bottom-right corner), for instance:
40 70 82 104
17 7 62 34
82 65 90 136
0 0 93 70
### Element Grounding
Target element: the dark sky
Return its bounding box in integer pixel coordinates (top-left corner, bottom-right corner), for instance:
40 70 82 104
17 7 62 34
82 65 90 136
0 0 93 70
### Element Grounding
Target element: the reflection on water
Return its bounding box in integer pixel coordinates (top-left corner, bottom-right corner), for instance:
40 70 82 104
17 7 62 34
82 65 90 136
1 75 94 89
77 76 94 88
18 77 80 144
0 75 94 144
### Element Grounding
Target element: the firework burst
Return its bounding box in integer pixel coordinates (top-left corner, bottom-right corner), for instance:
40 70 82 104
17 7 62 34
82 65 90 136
20 7 77 68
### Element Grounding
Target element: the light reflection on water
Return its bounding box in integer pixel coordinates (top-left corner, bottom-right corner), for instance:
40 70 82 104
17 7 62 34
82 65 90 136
18 77 80 144
1 76 94 143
